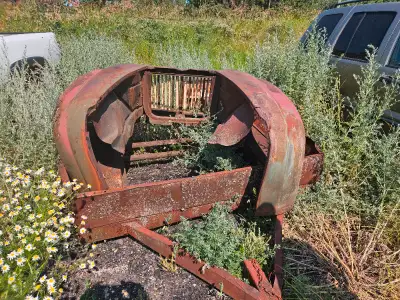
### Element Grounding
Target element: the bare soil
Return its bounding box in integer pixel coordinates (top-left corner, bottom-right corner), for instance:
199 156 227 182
126 161 192 185
62 237 230 300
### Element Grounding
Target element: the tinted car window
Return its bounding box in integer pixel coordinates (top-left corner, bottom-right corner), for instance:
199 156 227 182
332 13 364 56
333 12 397 61
315 14 343 39
388 37 400 68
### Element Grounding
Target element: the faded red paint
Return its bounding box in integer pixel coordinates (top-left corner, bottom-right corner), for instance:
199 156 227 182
76 167 252 235
54 65 324 299
244 259 281 300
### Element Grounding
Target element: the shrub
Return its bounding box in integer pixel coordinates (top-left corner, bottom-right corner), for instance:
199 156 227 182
0 34 134 170
0 160 81 299
0 35 133 299
57 33 134 86
246 31 400 298
172 203 275 278
177 120 246 173
156 31 400 298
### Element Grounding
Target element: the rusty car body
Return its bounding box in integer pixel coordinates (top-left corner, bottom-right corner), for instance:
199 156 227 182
54 64 324 300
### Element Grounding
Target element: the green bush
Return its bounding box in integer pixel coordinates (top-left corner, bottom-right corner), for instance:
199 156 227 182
0 7 399 297
177 120 246 174
245 31 400 298
0 34 133 169
0 162 81 299
173 203 274 278
152 30 400 298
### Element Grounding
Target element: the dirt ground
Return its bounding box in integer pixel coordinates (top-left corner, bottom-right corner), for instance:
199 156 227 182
62 236 230 300
126 161 192 185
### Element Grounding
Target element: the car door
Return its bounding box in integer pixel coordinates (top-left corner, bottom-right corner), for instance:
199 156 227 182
330 4 400 100
300 7 352 46
378 21 400 125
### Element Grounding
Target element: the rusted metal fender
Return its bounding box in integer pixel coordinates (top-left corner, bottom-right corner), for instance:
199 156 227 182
217 70 306 216
53 64 149 190
55 65 312 216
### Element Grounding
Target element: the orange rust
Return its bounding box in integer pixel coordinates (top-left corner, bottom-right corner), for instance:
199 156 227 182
54 65 324 300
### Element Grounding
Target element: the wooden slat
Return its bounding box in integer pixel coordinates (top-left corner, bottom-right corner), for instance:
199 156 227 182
149 73 215 114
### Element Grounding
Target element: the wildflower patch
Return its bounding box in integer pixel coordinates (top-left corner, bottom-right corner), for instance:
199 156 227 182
0 160 85 299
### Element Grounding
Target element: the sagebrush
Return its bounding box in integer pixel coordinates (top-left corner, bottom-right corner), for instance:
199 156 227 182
172 203 275 278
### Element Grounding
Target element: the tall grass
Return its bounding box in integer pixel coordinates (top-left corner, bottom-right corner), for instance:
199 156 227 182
1 1 316 64
0 34 134 169
246 33 400 299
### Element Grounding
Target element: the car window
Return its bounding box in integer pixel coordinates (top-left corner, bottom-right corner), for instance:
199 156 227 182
333 12 397 61
388 36 400 69
315 13 343 39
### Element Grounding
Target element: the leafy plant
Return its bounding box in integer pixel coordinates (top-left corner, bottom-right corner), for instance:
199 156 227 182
0 34 133 169
177 120 246 174
173 203 274 278
247 31 400 298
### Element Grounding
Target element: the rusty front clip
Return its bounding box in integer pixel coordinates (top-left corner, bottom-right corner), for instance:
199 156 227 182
54 64 323 300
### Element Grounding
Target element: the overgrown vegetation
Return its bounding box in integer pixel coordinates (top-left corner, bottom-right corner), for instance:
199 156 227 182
0 35 132 299
0 34 133 169
0 162 79 299
177 120 246 173
0 1 399 299
172 203 275 278
1 1 316 65
246 32 400 299
149 30 400 299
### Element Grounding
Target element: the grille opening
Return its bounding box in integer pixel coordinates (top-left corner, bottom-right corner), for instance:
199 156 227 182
150 73 215 118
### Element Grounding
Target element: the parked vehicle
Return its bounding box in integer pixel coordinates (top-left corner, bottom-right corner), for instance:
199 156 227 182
301 0 400 125
0 32 60 80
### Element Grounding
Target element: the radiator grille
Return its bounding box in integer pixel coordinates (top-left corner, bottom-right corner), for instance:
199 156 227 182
150 73 215 116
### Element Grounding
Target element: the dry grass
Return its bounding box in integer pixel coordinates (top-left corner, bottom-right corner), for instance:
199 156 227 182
286 205 400 299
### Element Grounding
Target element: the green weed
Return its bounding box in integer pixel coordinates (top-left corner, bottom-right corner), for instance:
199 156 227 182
247 32 400 298
172 203 275 278
0 34 133 169
176 120 246 174
0 3 399 298
1 1 315 65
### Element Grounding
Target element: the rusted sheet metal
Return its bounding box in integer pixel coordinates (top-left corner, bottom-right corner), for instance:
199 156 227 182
57 161 70 183
126 150 184 162
55 65 321 215
244 259 281 300
272 214 284 297
75 167 252 233
217 70 306 216
300 138 324 186
301 154 324 186
124 222 268 300
84 201 239 243
78 209 284 300
53 64 326 300
209 102 254 146
91 91 131 147
131 138 192 149
53 69 102 186
92 98 144 154
54 64 149 190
